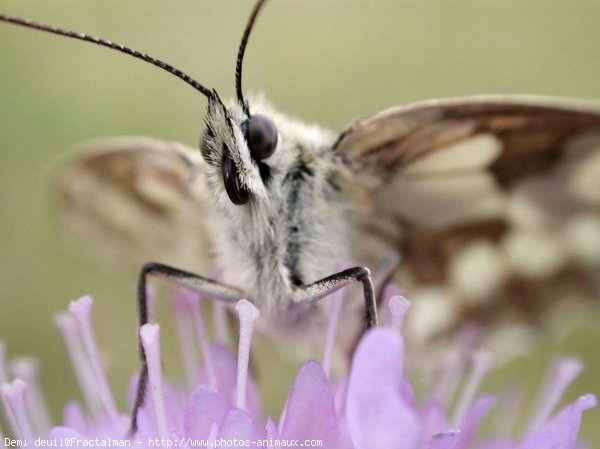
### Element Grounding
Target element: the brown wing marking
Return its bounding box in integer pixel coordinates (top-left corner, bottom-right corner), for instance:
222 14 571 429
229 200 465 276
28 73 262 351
336 96 600 185
338 96 600 343
59 137 211 272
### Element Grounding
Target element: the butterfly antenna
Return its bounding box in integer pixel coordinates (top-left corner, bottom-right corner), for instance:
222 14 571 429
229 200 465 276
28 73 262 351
0 14 213 99
235 0 269 117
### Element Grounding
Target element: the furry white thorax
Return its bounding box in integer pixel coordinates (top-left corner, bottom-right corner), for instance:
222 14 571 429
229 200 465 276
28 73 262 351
201 95 354 320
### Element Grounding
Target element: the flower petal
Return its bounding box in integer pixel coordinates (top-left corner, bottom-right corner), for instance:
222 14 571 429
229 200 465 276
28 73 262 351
198 343 261 420
323 418 355 449
184 385 232 439
453 395 496 449
428 430 460 449
130 375 186 438
334 376 349 417
218 409 261 440
346 327 421 449
420 399 450 439
280 360 337 440
62 402 90 435
49 426 86 440
515 394 597 449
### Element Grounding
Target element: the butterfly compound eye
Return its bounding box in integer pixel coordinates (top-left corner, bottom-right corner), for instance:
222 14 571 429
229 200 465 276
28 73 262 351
222 152 250 205
242 115 278 160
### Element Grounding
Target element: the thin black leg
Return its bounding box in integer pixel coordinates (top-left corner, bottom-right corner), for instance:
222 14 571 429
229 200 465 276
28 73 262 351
291 266 378 328
129 262 244 435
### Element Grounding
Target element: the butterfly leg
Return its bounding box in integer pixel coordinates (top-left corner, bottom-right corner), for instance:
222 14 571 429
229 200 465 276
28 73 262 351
291 266 377 328
130 262 244 435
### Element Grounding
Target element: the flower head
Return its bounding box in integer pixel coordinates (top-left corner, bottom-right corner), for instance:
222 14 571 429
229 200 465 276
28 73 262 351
0 290 595 448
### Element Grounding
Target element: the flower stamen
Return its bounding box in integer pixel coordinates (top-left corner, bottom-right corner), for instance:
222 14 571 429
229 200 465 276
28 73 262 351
492 386 524 437
322 286 345 380
235 299 259 411
188 293 218 388
208 422 219 449
140 323 169 440
432 349 465 407
388 295 411 334
432 327 480 407
212 302 230 344
68 296 119 425
381 284 404 325
54 312 102 417
453 351 492 426
209 268 230 345
527 356 584 434
10 357 51 435
171 290 200 387
0 379 34 441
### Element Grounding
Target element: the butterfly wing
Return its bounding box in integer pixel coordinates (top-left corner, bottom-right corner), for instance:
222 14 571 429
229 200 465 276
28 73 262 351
59 137 211 273
336 95 600 345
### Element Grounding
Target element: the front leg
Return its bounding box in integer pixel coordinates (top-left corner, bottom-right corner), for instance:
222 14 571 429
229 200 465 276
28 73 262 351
131 262 244 435
291 266 378 328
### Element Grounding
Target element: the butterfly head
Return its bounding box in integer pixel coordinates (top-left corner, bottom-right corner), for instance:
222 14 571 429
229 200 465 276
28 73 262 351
200 93 279 207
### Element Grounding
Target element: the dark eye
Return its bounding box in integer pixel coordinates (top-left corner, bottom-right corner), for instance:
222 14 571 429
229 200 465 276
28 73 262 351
241 114 278 160
199 126 214 160
222 151 250 205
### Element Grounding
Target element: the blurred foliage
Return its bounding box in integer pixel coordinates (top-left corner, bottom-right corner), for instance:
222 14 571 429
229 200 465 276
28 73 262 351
0 0 599 443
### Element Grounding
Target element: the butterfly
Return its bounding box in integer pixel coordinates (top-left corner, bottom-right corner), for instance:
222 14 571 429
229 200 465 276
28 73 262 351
2 0 600 434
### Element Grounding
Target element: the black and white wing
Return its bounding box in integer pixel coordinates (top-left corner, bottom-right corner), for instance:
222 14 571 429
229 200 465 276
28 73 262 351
336 95 600 343
59 137 211 273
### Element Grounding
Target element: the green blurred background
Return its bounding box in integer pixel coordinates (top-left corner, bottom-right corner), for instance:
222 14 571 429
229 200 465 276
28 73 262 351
1 0 599 444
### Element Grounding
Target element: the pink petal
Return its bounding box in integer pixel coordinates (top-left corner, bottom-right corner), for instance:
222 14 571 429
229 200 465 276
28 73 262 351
346 327 421 449
48 427 89 442
428 430 460 449
334 376 349 417
420 399 450 440
198 343 261 420
184 386 232 439
62 402 90 435
218 409 261 440
323 418 355 449
280 360 337 440
129 376 186 437
515 394 597 449
453 395 496 448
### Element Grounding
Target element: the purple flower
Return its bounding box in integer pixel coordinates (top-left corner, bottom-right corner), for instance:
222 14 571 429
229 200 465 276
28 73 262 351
0 290 595 449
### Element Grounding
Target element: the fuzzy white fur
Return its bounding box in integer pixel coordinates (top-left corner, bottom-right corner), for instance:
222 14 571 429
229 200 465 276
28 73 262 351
200 95 355 327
